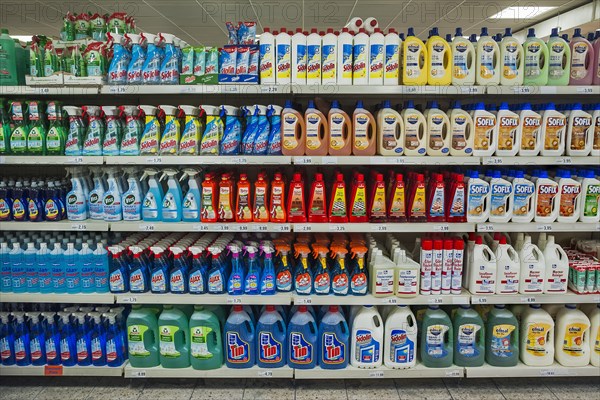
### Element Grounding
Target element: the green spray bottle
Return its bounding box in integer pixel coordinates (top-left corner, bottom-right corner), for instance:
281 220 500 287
45 101 66 155
43 42 59 77
9 101 29 154
26 100 47 155
0 99 10 154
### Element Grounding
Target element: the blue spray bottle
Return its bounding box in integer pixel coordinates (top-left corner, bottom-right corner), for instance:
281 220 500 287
73 312 91 366
256 306 286 368
104 312 125 366
287 306 317 369
253 105 271 155
161 168 183 222
158 33 180 84
220 106 242 155
57 312 77 366
260 243 276 295
227 243 245 295
141 33 162 84
244 245 260 295
150 246 170 294
128 245 150 293
42 313 60 366
88 312 106 366
125 33 146 84
294 245 313 295
267 105 283 155
312 245 331 295
169 246 189 294
241 105 260 154
0 312 16 365
275 244 292 292
141 168 163 222
13 312 30 366
318 305 349 369
189 244 209 294
107 33 131 85
27 312 46 366
181 168 202 222
224 305 255 368
349 246 368 296
208 245 227 294
330 246 349 296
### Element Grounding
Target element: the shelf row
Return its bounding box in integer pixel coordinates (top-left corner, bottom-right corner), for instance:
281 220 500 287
1 85 599 96
1 362 597 379
1 221 598 233
1 291 598 306
1 155 598 166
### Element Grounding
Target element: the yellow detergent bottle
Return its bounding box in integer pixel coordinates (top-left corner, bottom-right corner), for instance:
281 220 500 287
403 28 427 85
476 27 500 86
426 27 451 86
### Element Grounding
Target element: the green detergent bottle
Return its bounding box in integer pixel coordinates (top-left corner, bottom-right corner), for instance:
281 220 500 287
190 305 223 370
0 29 18 86
485 305 519 366
45 101 66 155
453 305 485 367
26 100 47 155
127 306 160 368
9 101 29 154
0 99 10 154
158 305 190 368
205 305 227 327
420 305 453 368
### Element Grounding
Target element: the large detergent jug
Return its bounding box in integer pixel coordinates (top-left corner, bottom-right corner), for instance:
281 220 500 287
287 305 317 369
451 28 476 85
352 101 376 155
486 305 519 366
520 305 554 366
384 305 417 369
377 100 404 155
540 103 566 156
499 28 524 86
425 101 450 156
190 306 222 370
472 102 497 156
476 28 500 85
589 305 599 367
351 306 383 368
304 100 328 156
555 305 591 367
127 306 160 368
495 236 520 294
319 305 349 369
566 103 593 156
453 305 484 367
225 305 255 368
547 28 571 86
542 235 568 294
448 101 474 156
426 28 451 85
523 28 549 86
569 28 595 85
281 100 306 156
420 306 453 368
402 101 426 156
158 305 190 368
518 236 546 294
403 28 427 85
469 236 497 294
328 101 352 156
256 306 286 368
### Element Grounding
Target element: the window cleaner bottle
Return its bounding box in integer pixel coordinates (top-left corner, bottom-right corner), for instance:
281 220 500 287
330 246 349 296
259 243 276 295
72 312 91 366
225 305 255 368
291 28 307 85
44 101 65 155
519 305 554 366
26 101 46 156
569 28 595 85
489 171 513 223
566 103 593 156
556 170 581 223
471 102 497 156
121 168 142 221
337 27 354 85
451 28 476 86
368 28 385 85
226 243 242 295
377 100 404 155
87 312 106 366
511 170 535 223
329 173 348 223
119 105 142 155
178 106 202 155
179 168 202 222
580 169 600 222
518 236 546 294
253 105 270 155
267 104 283 155
523 28 549 86
243 245 260 295
56 312 77 366
66 168 89 221
207 245 226 294
106 311 126 367
294 244 313 295
402 101 426 156
160 168 182 222
256 306 286 368
547 28 571 86
403 28 427 85
9 242 25 293
23 242 38 292
469 236 497 294
141 168 163 222
138 105 160 155
158 105 180 155
453 305 484 367
200 105 223 155
128 245 150 293
125 33 146 84
499 28 524 86
307 173 327 223
259 27 276 84
352 101 376 156
485 305 519 366
495 236 520 294
79 243 96 293
274 243 292 292
93 242 109 293
82 106 104 156
351 306 383 368
63 106 84 156
447 101 473 156
352 28 370 84
287 305 317 369
476 27 500 85
169 247 188 294
101 106 122 156
106 33 131 85
426 27 451 85
318 305 349 369
157 33 179 84
305 100 328 156
425 101 450 156
217 105 238 155
384 29 400 85
328 101 352 156
420 306 453 368
534 170 559 222
12 312 30 366
555 305 591 367
281 100 306 156
102 167 123 222
41 312 60 366
540 103 566 156
542 235 568 294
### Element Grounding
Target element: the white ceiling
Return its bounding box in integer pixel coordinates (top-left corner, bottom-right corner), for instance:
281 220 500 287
2 0 595 46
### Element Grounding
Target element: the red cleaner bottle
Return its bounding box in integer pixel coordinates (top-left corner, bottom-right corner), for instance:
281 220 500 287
388 173 407 222
329 173 348 223
369 173 387 222
201 173 218 223
308 173 328 223
253 172 269 223
349 173 368 222
446 173 466 223
287 172 307 222
427 173 446 222
408 173 427 222
236 173 253 223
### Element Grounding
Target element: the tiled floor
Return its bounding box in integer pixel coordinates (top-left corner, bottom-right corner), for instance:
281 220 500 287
0 376 599 400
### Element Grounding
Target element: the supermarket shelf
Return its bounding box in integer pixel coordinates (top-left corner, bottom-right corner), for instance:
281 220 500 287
0 220 109 232
0 293 115 304
0 364 124 376
0 86 99 96
465 362 600 378
486 86 600 96
482 156 599 166
125 364 294 378
477 222 600 233
293 291 471 306
115 292 293 305
0 156 104 165
110 221 291 233
293 156 480 165
294 364 464 379
293 223 475 233
100 84 290 95
291 85 485 95
104 155 291 165
470 291 600 305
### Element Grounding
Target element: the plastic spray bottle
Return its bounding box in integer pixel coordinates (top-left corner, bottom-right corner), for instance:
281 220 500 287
158 105 181 155
82 106 104 156
161 168 183 222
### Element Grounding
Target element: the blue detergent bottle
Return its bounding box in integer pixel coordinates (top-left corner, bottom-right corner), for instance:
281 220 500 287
224 305 256 368
244 245 260 295
49 242 65 293
287 305 318 369
126 33 146 84
27 312 46 366
181 168 202 222
312 245 331 295
0 312 16 365
253 105 271 155
227 243 244 295
58 312 77 366
23 242 39 293
27 181 44 222
349 246 368 295
107 33 131 85
73 312 91 366
220 106 242 155
169 246 189 294
104 312 125 366
161 168 183 222
318 305 349 369
141 33 162 84
129 245 150 293
9 243 25 293
267 105 283 155
0 181 14 222
13 312 31 366
64 242 81 294
42 313 60 366
260 243 276 295
88 312 106 366
11 181 28 221
189 244 208 294
256 306 286 368
150 246 170 294
158 33 179 84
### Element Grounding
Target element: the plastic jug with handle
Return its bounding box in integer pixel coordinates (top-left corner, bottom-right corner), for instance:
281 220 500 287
377 100 404 155
351 306 383 368
453 305 484 367
420 305 453 368
328 101 352 155
520 305 554 366
158 305 190 368
352 100 376 155
402 101 426 156
500 28 524 86
384 305 417 369
555 305 591 367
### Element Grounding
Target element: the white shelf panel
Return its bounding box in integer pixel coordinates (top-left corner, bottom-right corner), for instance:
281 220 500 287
293 156 479 165
477 222 600 233
125 364 293 378
110 221 291 233
115 292 292 305
0 156 103 165
0 293 115 304
293 223 474 233
486 86 600 96
0 364 124 376
0 220 109 232
294 364 464 379
100 85 287 95
291 85 485 95
104 155 291 165
465 362 600 378
293 291 470 306
482 156 599 166
470 291 600 305
0 86 99 96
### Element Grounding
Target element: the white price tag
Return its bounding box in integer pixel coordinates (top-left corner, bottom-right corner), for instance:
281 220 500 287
536 224 553 232
71 223 88 231
122 296 138 304
513 86 532 94
474 297 488 304
370 157 387 165
540 369 556 376
460 86 479 94
260 86 278 93
237 225 249 231
369 371 384 378
223 85 239 93
577 87 593 94
36 87 50 94
258 370 273 377
322 157 338 165
403 86 418 94
445 369 462 377
139 223 155 232
434 224 449 232
226 297 243 304
109 86 127 94
180 86 196 93
484 157 503 165
383 297 398 304
0 156 5 164
297 224 312 232
192 224 210 232
216 225 230 231
478 224 495 232
277 224 291 232
294 156 313 164
253 224 268 232
371 225 387 232
296 297 312 305
329 224 346 232
146 156 163 164
232 157 247 164
67 156 84 164
394 157 406 164
557 157 573 164
520 296 536 303
428 297 443 304
130 370 146 377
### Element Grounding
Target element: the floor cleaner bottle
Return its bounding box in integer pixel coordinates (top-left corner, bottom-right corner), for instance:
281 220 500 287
281 100 306 156
377 100 404 155
569 28 595 85
426 27 451 86
580 170 600 222
472 102 497 156
384 29 400 85
425 101 450 156
351 306 383 368
467 171 490 223
557 170 582 223
542 235 569 294
318 305 349 369
402 101 426 156
476 28 500 85
352 28 369 85
256 306 286 368
158 305 190 368
453 305 485 367
546 28 571 86
447 101 474 156
485 305 519 366
540 103 566 156
489 171 513 223
304 100 328 156
384 305 417 369
566 103 593 156
523 28 549 86
420 305 453 368
450 28 476 86
403 28 427 85
534 171 559 222
494 102 520 156
369 28 385 85
499 28 524 86
328 101 352 155
519 305 554 366
555 305 591 367
352 100 376 155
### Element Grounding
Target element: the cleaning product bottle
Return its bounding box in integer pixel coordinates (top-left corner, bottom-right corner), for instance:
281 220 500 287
420 306 453 368
489 171 513 223
233 173 252 223
178 106 202 155
102 167 123 222
0 30 19 85
13 313 30 366
141 168 163 221
377 100 404 155
403 28 427 85
180 168 201 222
189 306 222 370
121 168 142 221
384 305 417 369
138 105 160 155
200 173 218 223
569 28 595 85
304 100 328 156
161 168 183 222
217 173 234 223
426 174 445 222
81 106 104 156
226 243 244 295
88 312 106 366
101 106 122 156
495 236 520 294
276 28 292 84
308 173 327 223
281 100 306 156
494 102 520 156
534 170 559 222
270 172 286 223
591 103 600 157
26 101 47 156
555 305 591 367
330 246 349 295
388 173 407 222
337 27 354 85
580 169 600 222
158 305 190 368
519 305 554 366
26 313 45 365
448 101 474 156
275 243 292 292
566 103 593 156
426 27 451 85
225 305 255 368
543 235 569 294
256 306 286 368
125 33 146 84
267 104 283 155
557 170 582 223
260 244 276 295
200 105 222 155
451 28 476 85
453 305 484 367
318 305 349 369
407 173 427 222
128 245 150 293
486 305 519 366
351 306 383 368
518 103 542 156
350 245 369 295
500 28 524 86
352 101 376 155
119 105 142 155
306 28 322 85
158 33 179 84
446 173 467 223
384 28 400 85
294 245 313 295
218 105 239 155
44 101 66 155
291 28 307 85
518 236 546 294
259 27 276 84
0 312 16 365
589 305 599 367
158 105 180 155
547 28 571 86
252 173 269 223
253 105 271 155
107 33 131 85
476 27 500 85
469 236 497 294
352 28 369 84
8 101 28 154
523 28 549 86
402 101 426 156
540 103 566 156
472 102 497 156
63 106 84 156
288 305 317 369
330 173 349 223
244 245 260 295
66 168 89 221
368 28 385 85
207 246 226 294
287 173 306 222
369 173 387 222
328 101 352 156
426 101 450 156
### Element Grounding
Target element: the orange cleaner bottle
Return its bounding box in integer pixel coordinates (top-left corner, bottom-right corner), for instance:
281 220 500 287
218 173 235 222
201 172 218 223
236 173 253 223
287 172 307 223
253 172 270 222
329 173 348 223
308 172 328 223
270 172 287 222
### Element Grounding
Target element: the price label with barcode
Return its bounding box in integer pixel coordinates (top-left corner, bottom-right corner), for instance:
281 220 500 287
537 224 552 232
371 225 387 232
277 224 291 232
146 156 163 164
237 225 249 231
521 296 536 303
474 297 488 304
514 86 532 94
297 224 312 232
261 86 278 93
224 86 239 93
558 157 573 164
37 87 51 94
369 371 384 378
130 370 147 377
329 225 346 232
139 223 155 231
122 296 138 304
253 224 268 232
258 370 273 377
227 297 243 304
404 86 418 94
428 297 443 304
216 225 230 231
322 156 338 165
434 224 449 232
478 224 495 232
445 369 462 377
71 223 88 231
110 86 127 94
232 157 247 164
577 87 593 94
460 86 479 94
540 369 555 376
67 156 84 164
484 157 503 165
296 297 312 304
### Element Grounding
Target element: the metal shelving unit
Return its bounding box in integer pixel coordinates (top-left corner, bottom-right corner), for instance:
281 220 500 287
114 292 292 305
293 291 471 306
0 364 125 376
0 293 115 304
464 362 600 378
294 364 464 379
0 220 110 232
124 364 294 378
477 222 600 233
470 291 600 305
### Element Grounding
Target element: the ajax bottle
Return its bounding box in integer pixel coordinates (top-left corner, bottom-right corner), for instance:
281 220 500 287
384 305 417 369
304 100 328 156
453 305 485 367
351 306 383 368
402 28 427 85
476 27 500 85
376 100 404 155
547 28 571 86
542 235 569 294
569 28 595 85
485 305 519 366
494 102 520 156
281 100 306 156
256 306 286 368
426 27 451 85
158 305 190 368
328 101 352 155
448 101 474 156
523 28 549 86
566 103 593 156
472 102 497 156
499 28 524 86
402 101 426 156
451 28 476 86
425 101 450 156
287 305 317 369
555 305 591 367
520 305 554 366
557 170 582 223
352 100 376 155
420 306 453 368
318 305 349 369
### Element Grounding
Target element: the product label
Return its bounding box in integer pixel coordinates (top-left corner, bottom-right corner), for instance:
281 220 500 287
351 269 368 295
322 44 336 80
91 337 103 361
451 250 463 292
491 324 515 357
544 115 566 150
290 332 313 364
513 182 534 216
457 324 480 357
468 182 489 217
201 187 216 220
342 44 353 80
180 118 201 155
429 39 448 79
282 113 299 150
109 269 125 292
479 40 497 79
594 115 600 151
322 332 345 365
449 184 465 218
295 268 312 294
140 119 160 154
429 185 445 218
490 182 512 217
45 338 57 361
294 43 307 79
428 113 448 152
275 268 291 292
331 186 348 217
332 269 349 296
128 325 150 356
382 114 401 152
330 113 347 150
549 42 567 78
0 337 11 361
208 270 224 293
27 127 44 153
129 268 146 292
571 42 589 79
191 326 214 359
569 115 592 151
14 337 26 361
143 192 158 219
170 270 185 292
350 186 366 218
497 115 519 151
354 329 380 364
536 183 558 217
354 113 371 150
226 331 250 363
390 329 415 364
559 183 581 217
60 338 71 361
583 184 600 217
314 265 330 294
305 113 323 150
453 42 471 79
259 331 283 363
123 192 142 220
389 185 406 218
353 44 367 79
404 42 423 78
30 337 42 361
307 44 321 80
12 199 26 221
369 43 384 80
159 325 180 357
405 114 423 152
410 184 426 217
218 186 233 220
426 324 448 358
76 337 88 361
276 43 291 79
375 268 395 295
562 322 589 356
474 115 496 151
309 184 326 218
502 42 520 80
385 44 400 80
525 323 551 356
525 42 542 77
370 185 387 218
397 268 418 295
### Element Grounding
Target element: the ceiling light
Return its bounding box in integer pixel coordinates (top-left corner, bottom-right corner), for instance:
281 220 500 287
489 6 556 19
11 35 33 42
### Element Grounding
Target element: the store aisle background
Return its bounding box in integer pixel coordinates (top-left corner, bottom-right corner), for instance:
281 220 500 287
1 376 599 400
